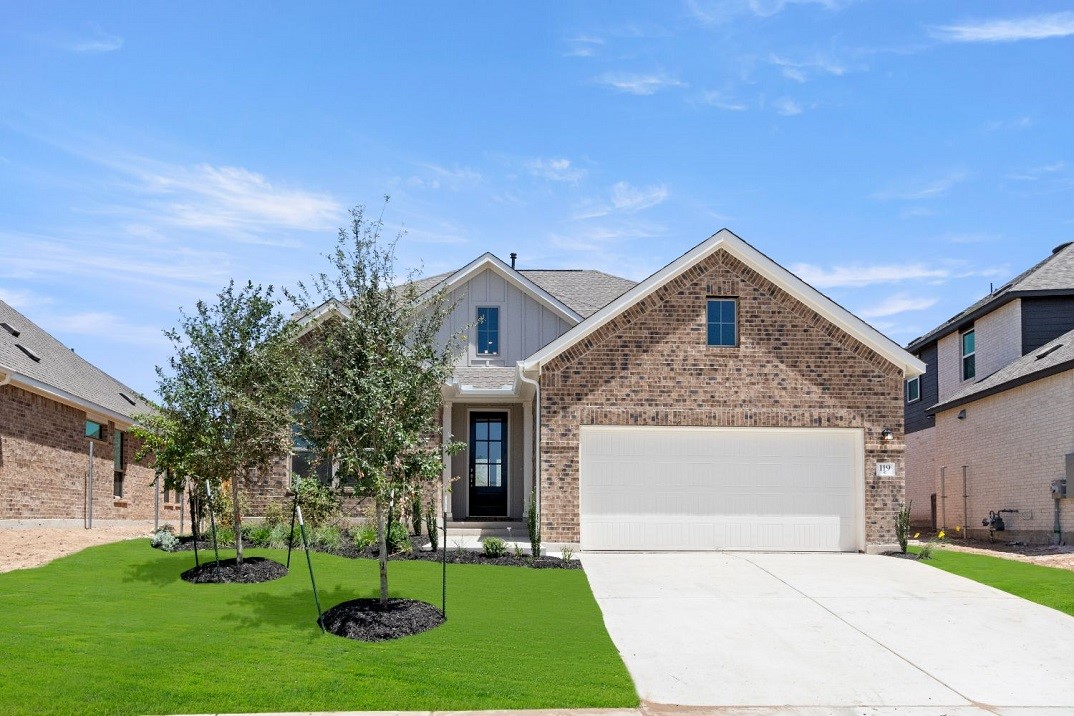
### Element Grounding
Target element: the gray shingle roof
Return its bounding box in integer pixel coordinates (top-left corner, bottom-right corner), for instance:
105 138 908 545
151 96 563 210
518 270 637 318
909 241 1074 350
451 366 518 389
930 326 1074 412
0 300 150 421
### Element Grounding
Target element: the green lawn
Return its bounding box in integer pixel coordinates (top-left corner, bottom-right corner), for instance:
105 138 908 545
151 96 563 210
0 541 636 716
914 546 1074 617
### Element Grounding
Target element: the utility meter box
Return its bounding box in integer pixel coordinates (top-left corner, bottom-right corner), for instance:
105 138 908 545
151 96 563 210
1053 478 1068 499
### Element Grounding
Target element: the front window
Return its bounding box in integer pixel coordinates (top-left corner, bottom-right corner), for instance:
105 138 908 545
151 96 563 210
961 329 976 380
292 430 333 487
85 420 103 440
113 430 125 498
476 306 500 355
706 298 737 347
906 376 920 403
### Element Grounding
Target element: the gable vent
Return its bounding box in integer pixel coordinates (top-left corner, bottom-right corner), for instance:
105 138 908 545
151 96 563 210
1036 344 1063 360
15 344 41 362
0 322 19 337
119 392 136 406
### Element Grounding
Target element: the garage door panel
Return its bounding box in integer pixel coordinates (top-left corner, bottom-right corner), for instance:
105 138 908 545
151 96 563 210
579 426 862 552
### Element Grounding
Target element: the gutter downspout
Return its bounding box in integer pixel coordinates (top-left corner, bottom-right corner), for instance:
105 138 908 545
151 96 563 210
518 366 541 534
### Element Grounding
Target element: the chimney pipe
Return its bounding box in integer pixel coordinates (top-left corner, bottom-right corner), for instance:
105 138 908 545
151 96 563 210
510 252 517 269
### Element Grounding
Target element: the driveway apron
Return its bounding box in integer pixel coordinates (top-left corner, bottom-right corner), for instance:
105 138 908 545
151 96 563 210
581 551 1074 711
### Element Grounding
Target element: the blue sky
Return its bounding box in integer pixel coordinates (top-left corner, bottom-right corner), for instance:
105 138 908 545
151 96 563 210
2 1 1073 396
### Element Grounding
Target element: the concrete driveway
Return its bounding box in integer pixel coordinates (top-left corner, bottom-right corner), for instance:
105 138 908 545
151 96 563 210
582 552 1074 713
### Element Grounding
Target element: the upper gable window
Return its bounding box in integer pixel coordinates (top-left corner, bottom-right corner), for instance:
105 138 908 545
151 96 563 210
906 376 920 403
706 298 737 347
477 306 500 355
961 328 976 381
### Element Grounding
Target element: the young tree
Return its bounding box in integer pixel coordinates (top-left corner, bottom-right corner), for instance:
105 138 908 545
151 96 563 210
143 281 300 566
290 203 461 606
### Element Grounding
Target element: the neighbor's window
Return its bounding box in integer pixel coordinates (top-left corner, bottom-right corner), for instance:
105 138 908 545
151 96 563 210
85 420 103 440
113 430 125 498
476 306 500 355
961 328 976 381
906 376 920 403
706 298 737 347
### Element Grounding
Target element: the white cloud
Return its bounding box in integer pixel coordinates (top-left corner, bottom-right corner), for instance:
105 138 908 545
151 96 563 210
769 54 848 83
44 311 168 348
611 181 669 212
791 262 951 288
899 206 937 219
773 97 803 116
699 91 749 111
872 171 967 201
1009 161 1066 181
858 294 938 319
406 163 482 192
985 116 1032 132
61 26 123 54
0 288 49 310
688 0 849 24
565 36 604 57
932 12 1074 43
596 72 685 95
528 157 586 184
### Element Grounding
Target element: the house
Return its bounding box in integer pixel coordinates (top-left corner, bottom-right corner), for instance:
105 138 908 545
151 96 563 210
904 242 1074 544
287 229 923 552
0 300 160 525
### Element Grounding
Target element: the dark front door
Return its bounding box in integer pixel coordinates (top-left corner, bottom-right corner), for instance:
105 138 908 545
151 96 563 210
469 412 507 517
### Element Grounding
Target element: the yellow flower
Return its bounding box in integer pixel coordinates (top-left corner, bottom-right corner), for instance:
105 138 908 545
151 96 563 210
938 530 946 539
913 532 920 539
955 525 961 532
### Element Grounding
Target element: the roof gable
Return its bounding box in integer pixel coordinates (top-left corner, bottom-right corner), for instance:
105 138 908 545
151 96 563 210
418 253 584 324
522 229 925 377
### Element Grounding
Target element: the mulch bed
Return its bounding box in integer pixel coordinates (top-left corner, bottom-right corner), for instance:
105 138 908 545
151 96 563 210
180 557 288 584
319 598 445 642
882 551 924 561
169 535 581 569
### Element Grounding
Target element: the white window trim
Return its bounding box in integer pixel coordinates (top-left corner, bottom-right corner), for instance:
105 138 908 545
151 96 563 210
961 328 976 381
906 376 921 403
475 305 502 357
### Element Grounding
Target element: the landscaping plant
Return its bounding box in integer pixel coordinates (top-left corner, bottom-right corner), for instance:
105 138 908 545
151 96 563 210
150 526 179 552
425 503 439 552
411 493 423 536
482 537 507 558
287 202 463 606
526 488 541 558
895 501 912 553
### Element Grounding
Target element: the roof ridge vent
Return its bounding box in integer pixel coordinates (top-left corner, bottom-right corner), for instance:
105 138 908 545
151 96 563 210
15 344 40 362
0 321 19 337
1036 344 1063 360
1053 241 1073 255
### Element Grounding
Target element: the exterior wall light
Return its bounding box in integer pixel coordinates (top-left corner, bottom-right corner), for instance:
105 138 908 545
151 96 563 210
880 428 894 441
957 409 967 420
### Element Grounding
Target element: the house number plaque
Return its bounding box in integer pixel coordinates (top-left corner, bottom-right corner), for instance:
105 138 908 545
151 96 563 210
875 462 896 477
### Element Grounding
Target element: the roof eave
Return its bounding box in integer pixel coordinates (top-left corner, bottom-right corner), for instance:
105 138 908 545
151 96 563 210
0 363 139 427
928 357 1074 414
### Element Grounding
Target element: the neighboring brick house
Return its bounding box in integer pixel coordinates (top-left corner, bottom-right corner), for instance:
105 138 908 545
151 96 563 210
904 242 1074 544
0 300 161 525
288 230 922 552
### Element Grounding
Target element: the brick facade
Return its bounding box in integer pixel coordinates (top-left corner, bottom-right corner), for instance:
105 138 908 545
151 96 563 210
538 248 905 547
0 384 161 522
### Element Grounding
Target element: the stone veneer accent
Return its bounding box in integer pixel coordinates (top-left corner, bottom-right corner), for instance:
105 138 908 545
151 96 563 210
0 383 159 521
538 248 905 547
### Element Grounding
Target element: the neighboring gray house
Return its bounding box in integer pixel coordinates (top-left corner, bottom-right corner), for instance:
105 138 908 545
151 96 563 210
290 231 923 553
905 242 1074 543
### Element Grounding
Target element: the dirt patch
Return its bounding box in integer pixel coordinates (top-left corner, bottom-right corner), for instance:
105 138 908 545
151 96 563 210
180 557 287 584
0 524 154 573
927 540 1074 572
319 598 445 641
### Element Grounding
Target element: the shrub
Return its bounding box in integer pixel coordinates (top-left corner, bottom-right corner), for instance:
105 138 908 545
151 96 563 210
425 506 438 552
411 493 423 536
513 543 525 561
918 529 946 560
262 501 287 528
482 537 507 558
388 520 410 553
291 476 341 528
895 501 912 553
560 545 575 562
244 523 273 548
353 523 377 550
266 523 293 549
212 527 235 546
526 488 540 558
150 526 179 552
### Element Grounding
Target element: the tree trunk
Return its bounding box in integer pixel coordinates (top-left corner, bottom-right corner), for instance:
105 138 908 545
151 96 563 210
233 471 243 566
376 497 388 606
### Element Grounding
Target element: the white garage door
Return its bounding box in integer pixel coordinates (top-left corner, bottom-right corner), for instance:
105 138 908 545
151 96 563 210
579 426 864 552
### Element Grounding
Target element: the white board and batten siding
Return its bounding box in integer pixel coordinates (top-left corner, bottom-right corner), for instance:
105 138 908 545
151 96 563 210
437 268 572 367
579 426 865 552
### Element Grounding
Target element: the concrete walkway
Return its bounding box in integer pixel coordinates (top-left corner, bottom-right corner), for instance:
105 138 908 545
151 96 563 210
582 551 1074 712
